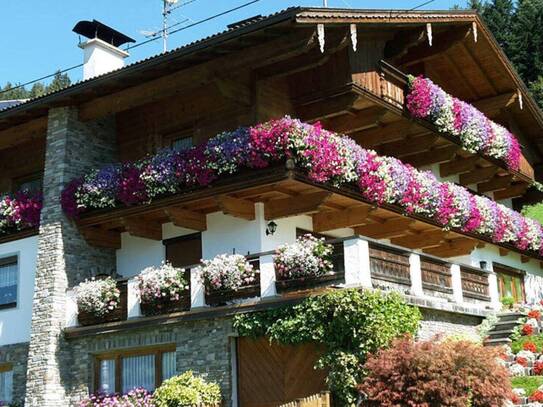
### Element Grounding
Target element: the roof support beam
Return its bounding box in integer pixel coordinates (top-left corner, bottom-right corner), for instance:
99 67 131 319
324 106 387 134
312 205 373 232
265 191 332 220
121 217 163 241
424 238 478 257
391 229 447 250
473 92 517 118
402 145 458 167
440 156 479 177
79 226 121 249
354 217 415 239
164 207 207 231
459 166 498 186
216 195 256 221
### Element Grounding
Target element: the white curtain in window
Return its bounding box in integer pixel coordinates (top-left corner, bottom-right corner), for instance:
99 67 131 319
162 352 176 381
0 370 13 403
99 359 116 394
122 354 155 393
0 262 17 306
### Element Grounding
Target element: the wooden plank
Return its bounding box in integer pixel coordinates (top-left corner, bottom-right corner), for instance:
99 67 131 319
296 92 359 122
440 156 479 177
0 117 47 149
391 229 447 249
402 145 458 167
352 120 412 147
354 217 414 239
121 217 162 241
79 227 122 249
478 175 514 193
378 133 437 157
473 92 516 117
264 192 331 220
499 248 509 257
312 205 372 232
493 183 528 200
424 238 478 257
459 166 498 186
324 106 386 134
164 207 207 231
216 195 255 220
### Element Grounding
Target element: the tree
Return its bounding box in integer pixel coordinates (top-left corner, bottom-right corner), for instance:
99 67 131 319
46 71 71 93
482 0 515 53
0 70 71 101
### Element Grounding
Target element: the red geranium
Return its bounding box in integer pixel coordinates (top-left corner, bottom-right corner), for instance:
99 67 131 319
530 390 543 402
516 356 528 367
523 323 534 336
529 310 542 320
524 342 538 353
511 393 521 404
534 361 543 375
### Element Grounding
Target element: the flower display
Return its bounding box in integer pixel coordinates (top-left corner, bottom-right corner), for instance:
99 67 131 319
274 234 334 280
531 390 543 402
75 277 120 318
61 117 543 257
535 361 543 375
406 75 522 171
509 363 526 376
79 387 153 407
0 191 42 236
524 341 538 353
516 356 529 367
523 323 535 336
136 263 188 306
198 254 256 291
530 310 542 321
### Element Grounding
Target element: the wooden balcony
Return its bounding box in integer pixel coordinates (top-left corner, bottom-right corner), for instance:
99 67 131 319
64 234 497 336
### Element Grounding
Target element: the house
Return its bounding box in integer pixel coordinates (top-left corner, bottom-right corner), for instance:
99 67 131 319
0 7 542 406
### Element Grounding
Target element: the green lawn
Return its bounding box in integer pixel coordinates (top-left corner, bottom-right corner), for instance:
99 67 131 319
511 376 543 396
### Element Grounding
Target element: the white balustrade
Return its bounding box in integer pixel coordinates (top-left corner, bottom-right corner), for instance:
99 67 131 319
409 253 424 297
65 289 79 327
127 278 141 318
487 272 501 311
343 237 372 288
190 267 206 309
450 264 464 304
259 254 277 299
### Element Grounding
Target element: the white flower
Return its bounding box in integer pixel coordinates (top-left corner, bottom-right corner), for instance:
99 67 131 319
513 388 526 397
198 254 255 291
527 318 539 329
136 262 187 304
509 363 526 376
274 234 334 279
517 350 536 362
75 277 120 317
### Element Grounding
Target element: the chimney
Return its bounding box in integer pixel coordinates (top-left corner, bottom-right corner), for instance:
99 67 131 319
73 20 135 80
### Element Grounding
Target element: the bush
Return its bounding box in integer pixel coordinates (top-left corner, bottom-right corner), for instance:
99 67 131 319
501 295 515 310
75 277 120 317
511 376 543 398
358 336 513 407
79 388 153 407
512 333 543 353
153 371 221 406
234 289 421 405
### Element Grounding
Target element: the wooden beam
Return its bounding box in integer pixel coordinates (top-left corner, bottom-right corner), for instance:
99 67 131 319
312 205 373 232
442 52 479 100
214 78 251 106
324 106 386 134
164 207 207 231
354 217 415 239
265 191 332 220
440 156 479 177
402 145 458 167
391 229 446 249
0 117 47 149
521 255 530 264
79 227 121 249
493 183 528 200
459 166 498 186
378 133 437 157
121 217 163 241
216 195 255 220
296 92 359 122
499 248 509 257
423 238 478 258
473 92 516 118
478 175 514 193
79 32 315 121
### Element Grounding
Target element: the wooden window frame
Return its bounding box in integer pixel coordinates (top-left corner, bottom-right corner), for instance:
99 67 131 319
12 172 43 194
162 129 193 151
94 344 176 394
493 262 526 303
0 256 18 310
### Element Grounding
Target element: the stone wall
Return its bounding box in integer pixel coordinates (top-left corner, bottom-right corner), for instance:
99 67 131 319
64 318 234 406
0 342 29 405
417 308 484 340
24 107 119 407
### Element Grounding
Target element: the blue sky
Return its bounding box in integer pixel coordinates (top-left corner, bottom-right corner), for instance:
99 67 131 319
1 0 460 87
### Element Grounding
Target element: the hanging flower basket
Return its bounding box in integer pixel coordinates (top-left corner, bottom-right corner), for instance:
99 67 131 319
198 254 259 306
136 263 190 316
76 277 126 326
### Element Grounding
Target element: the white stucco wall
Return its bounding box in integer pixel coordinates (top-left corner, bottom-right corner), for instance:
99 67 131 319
0 236 38 346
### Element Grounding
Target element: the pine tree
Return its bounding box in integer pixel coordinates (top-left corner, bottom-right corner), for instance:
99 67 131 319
482 0 515 53
46 71 71 93
29 82 46 99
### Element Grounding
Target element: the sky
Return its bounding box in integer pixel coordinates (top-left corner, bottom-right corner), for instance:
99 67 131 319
0 0 460 87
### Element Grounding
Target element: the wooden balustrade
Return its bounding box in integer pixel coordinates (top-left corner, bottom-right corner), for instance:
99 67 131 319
460 266 491 301
279 392 331 407
420 257 453 294
368 243 411 286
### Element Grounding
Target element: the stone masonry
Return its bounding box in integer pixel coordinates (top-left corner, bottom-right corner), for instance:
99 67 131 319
24 107 118 407
0 342 29 405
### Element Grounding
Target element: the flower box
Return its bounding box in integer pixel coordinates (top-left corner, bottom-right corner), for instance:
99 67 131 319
275 272 343 294
76 279 127 327
140 293 190 316
205 283 261 306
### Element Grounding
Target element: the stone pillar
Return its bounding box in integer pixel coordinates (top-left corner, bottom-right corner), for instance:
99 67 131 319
24 107 118 407
450 264 464 304
409 253 424 297
343 238 372 288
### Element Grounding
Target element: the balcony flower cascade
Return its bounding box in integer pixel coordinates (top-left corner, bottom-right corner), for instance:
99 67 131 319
406 75 521 171
61 116 543 256
0 191 42 237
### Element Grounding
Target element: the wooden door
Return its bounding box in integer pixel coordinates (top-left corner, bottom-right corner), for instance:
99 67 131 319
237 337 327 407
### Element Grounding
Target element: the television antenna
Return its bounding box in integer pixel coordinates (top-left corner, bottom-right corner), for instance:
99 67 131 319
162 0 179 52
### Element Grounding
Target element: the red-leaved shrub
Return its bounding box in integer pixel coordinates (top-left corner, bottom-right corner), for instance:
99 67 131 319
358 336 513 407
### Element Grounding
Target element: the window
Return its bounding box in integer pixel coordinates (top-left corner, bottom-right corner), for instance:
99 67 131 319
171 136 193 152
494 263 525 304
0 257 17 310
0 366 13 404
95 346 176 394
13 173 42 195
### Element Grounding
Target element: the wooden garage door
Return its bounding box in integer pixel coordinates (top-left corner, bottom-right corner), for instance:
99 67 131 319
237 337 327 407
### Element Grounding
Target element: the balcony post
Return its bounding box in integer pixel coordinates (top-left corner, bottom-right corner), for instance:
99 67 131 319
487 272 501 311
450 264 464 304
343 238 372 288
260 254 277 298
409 253 424 297
65 289 78 328
127 278 141 318
190 267 206 308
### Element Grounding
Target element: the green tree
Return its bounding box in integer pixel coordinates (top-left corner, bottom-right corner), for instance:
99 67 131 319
530 76 543 109
0 82 29 100
28 82 46 99
482 0 515 53
0 70 71 101
46 71 71 93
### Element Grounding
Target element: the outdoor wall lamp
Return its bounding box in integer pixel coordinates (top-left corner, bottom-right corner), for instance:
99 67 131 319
479 261 488 270
266 221 278 236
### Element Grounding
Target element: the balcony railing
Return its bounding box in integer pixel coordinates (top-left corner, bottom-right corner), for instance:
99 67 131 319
65 235 500 328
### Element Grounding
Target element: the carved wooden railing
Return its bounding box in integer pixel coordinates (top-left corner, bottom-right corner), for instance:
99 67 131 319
368 243 411 287
280 392 331 407
461 265 491 301
420 257 453 294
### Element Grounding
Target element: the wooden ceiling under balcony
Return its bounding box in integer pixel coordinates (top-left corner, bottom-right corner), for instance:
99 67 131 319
76 166 537 263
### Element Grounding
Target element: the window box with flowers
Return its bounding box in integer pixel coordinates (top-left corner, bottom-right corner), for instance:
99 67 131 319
136 263 190 316
75 277 125 326
198 254 259 306
274 234 341 293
